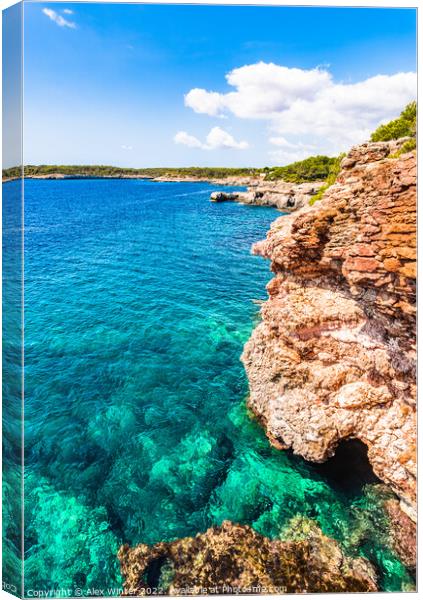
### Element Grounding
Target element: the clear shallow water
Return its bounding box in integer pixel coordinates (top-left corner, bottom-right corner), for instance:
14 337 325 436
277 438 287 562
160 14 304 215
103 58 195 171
3 179 413 593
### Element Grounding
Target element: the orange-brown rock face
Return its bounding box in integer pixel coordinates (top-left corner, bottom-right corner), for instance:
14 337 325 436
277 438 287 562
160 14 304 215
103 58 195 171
242 140 416 519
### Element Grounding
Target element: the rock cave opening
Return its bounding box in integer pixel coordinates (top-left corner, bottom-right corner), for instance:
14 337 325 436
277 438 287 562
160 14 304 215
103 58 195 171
312 438 380 495
144 555 169 588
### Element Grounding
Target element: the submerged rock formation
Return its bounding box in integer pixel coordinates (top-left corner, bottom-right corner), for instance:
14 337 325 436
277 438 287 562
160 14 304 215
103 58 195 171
242 140 416 522
118 519 378 595
211 181 324 212
385 498 416 570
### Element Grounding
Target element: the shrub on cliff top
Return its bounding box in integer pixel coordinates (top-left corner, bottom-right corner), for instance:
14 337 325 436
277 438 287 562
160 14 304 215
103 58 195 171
370 101 416 142
309 153 346 205
264 155 337 183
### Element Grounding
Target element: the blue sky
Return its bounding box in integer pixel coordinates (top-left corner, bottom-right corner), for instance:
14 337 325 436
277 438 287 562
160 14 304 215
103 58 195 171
21 3 417 167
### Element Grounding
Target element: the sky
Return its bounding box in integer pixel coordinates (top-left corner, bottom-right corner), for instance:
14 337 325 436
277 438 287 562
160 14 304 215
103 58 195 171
18 2 417 167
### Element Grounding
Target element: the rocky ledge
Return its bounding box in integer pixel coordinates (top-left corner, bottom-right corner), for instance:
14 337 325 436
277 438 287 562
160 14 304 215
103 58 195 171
211 180 323 212
242 140 416 528
118 519 378 595
153 174 259 186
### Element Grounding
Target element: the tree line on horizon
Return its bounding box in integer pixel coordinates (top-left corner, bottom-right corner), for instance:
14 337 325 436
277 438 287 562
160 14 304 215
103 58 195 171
3 103 416 185
2 164 261 180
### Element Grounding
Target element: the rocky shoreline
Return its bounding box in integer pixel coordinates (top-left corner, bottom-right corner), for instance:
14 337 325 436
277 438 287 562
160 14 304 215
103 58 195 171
3 173 324 214
8 144 415 592
117 139 416 594
242 139 416 525
3 173 154 183
2 173 258 185
210 180 324 212
119 519 378 595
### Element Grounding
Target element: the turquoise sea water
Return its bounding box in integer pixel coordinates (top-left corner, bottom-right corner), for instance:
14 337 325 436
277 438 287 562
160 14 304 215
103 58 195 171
3 179 413 594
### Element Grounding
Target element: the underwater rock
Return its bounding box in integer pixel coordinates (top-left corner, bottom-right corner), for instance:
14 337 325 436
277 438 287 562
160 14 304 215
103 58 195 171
242 140 416 518
118 519 378 595
385 499 416 570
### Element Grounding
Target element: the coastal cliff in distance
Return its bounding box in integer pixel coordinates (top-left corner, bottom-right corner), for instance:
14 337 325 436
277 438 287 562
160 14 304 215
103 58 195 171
211 180 324 213
242 140 416 526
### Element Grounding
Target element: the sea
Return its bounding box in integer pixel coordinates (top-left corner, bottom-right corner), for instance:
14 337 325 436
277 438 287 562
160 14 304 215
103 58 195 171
2 178 413 594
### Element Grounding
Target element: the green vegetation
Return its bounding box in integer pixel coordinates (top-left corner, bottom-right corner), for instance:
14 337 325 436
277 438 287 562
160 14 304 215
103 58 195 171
308 101 417 205
2 164 260 181
388 137 417 159
3 102 415 185
2 166 21 179
264 155 338 183
372 101 417 158
370 101 416 142
309 153 346 206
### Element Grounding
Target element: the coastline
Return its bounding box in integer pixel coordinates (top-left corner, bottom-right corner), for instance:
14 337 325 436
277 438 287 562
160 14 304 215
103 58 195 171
242 139 416 524
210 180 324 212
2 173 325 214
2 173 257 185
7 144 416 592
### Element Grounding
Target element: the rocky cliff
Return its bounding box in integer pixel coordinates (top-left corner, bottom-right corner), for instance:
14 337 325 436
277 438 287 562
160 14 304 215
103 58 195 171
118 519 378 595
242 140 416 523
211 180 324 212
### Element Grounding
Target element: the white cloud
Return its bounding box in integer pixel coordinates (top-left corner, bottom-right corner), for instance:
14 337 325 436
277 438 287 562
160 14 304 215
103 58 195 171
184 62 416 159
121 145 133 151
268 147 315 165
185 63 332 119
268 138 318 165
174 131 204 149
42 8 76 29
174 127 249 150
184 89 226 117
269 136 294 147
63 9 74 15
206 126 249 150
269 136 316 151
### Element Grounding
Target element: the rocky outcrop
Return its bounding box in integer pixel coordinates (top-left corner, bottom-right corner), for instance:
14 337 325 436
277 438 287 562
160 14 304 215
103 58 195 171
154 175 259 186
118 519 378 595
211 181 324 212
385 499 416 570
210 191 241 202
242 140 416 520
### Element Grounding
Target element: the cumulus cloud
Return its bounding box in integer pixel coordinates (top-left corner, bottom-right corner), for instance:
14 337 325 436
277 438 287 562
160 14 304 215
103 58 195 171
184 89 226 118
206 126 249 149
184 62 416 159
42 8 76 28
268 147 314 164
268 138 317 164
185 63 332 119
269 136 295 147
174 127 249 150
174 131 204 149
269 136 316 151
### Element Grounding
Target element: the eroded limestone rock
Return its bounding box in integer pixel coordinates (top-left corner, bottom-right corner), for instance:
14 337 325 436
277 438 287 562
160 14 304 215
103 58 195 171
385 498 416 570
210 181 324 212
242 140 416 518
118 520 378 595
